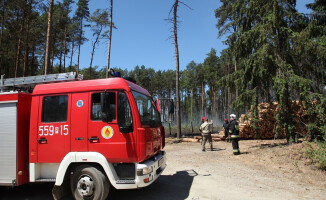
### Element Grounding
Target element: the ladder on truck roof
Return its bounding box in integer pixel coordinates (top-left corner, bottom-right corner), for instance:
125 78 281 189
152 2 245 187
0 72 83 92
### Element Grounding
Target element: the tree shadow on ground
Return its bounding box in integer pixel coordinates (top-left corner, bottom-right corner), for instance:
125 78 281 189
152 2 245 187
249 141 288 149
0 182 54 200
109 170 197 200
210 148 226 151
240 151 250 155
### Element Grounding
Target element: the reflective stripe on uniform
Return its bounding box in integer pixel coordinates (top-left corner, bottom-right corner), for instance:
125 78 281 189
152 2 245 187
233 149 240 152
231 135 239 138
229 130 232 133
235 125 239 130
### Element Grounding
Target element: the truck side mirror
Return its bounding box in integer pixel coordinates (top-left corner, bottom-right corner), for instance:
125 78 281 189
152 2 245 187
168 100 174 114
155 99 160 114
101 92 113 123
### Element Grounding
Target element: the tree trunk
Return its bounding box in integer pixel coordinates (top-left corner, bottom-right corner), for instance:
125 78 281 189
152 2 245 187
31 45 35 76
44 0 54 75
77 19 83 75
173 0 181 138
70 40 75 72
106 0 113 78
15 0 27 78
59 50 62 73
51 43 54 74
201 81 204 117
191 88 193 121
235 58 238 99
224 88 227 118
0 0 6 74
23 0 32 77
90 26 102 79
63 22 68 72
14 22 23 78
228 63 231 118
213 88 217 119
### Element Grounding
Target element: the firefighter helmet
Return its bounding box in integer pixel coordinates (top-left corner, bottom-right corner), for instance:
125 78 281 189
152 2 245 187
230 114 236 120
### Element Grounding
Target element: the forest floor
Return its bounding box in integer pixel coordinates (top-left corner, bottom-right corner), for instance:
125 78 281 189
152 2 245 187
152 137 326 200
1 136 325 200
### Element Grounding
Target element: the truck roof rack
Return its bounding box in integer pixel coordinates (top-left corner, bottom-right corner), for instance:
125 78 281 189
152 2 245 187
0 72 83 92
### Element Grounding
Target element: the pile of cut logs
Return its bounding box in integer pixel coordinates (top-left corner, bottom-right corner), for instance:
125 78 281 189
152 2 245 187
235 101 308 139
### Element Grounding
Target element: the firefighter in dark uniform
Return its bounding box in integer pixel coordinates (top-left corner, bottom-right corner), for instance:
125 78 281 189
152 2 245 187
229 114 240 155
222 118 230 142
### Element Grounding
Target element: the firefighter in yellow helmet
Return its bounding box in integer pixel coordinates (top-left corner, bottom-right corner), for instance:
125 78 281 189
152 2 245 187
229 114 240 155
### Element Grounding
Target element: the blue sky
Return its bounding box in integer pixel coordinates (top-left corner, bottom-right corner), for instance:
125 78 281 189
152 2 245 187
76 0 314 72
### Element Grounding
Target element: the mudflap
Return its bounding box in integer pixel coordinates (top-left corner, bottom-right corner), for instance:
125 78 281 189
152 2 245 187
52 180 70 200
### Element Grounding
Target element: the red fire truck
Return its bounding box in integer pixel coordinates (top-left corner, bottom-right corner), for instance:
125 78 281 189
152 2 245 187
0 72 166 200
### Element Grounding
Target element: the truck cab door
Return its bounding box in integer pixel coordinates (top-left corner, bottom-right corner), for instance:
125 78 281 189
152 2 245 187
37 94 71 163
71 93 88 151
88 91 137 163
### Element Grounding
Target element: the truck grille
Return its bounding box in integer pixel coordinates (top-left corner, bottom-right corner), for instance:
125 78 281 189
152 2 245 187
114 163 135 180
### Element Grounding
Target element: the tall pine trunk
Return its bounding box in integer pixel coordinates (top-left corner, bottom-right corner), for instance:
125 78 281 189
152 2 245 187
70 40 75 72
14 21 24 78
106 0 113 78
201 81 205 117
23 0 32 77
59 50 62 73
0 1 4 74
228 63 231 118
15 0 27 78
31 45 35 76
63 23 67 72
191 88 193 121
77 19 83 75
44 0 54 75
173 0 181 138
90 25 102 79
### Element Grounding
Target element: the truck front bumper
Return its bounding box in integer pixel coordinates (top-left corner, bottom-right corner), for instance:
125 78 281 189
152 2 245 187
114 150 166 189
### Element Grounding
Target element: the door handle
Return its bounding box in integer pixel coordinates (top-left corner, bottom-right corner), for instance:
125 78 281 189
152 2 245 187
37 138 47 144
88 137 100 143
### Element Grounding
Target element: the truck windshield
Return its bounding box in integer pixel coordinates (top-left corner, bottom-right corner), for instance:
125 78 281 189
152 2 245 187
132 91 161 127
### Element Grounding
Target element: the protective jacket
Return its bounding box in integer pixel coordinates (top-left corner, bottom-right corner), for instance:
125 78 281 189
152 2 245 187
223 122 229 135
200 121 213 135
229 120 239 138
229 119 240 155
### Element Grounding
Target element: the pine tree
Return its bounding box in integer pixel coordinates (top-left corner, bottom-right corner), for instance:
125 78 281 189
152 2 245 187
89 9 109 79
75 0 89 75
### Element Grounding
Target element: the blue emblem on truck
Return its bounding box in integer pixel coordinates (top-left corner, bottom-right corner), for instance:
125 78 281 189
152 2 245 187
77 100 84 108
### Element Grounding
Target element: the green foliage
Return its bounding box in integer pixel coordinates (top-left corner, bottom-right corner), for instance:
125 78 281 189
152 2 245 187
75 0 90 20
305 142 326 170
216 0 326 142
303 93 326 138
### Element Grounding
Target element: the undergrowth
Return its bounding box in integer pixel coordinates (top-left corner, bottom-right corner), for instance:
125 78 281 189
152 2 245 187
305 140 326 170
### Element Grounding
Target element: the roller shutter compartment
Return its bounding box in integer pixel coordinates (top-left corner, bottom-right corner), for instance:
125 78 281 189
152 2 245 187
0 103 17 185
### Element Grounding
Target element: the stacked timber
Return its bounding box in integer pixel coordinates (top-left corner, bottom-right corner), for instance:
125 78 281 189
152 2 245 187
238 101 309 139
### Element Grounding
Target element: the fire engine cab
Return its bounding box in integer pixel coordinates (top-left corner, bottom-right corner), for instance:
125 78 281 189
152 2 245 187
0 72 166 200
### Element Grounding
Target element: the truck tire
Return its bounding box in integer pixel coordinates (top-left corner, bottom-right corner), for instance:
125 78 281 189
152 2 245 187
70 166 110 200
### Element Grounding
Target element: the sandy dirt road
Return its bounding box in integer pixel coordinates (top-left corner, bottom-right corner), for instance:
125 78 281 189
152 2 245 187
1 139 325 200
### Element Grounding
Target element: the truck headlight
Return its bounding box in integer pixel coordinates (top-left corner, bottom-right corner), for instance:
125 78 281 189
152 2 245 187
137 166 153 176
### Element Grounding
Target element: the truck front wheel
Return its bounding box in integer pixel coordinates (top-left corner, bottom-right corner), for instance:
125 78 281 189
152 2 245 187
71 166 110 200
